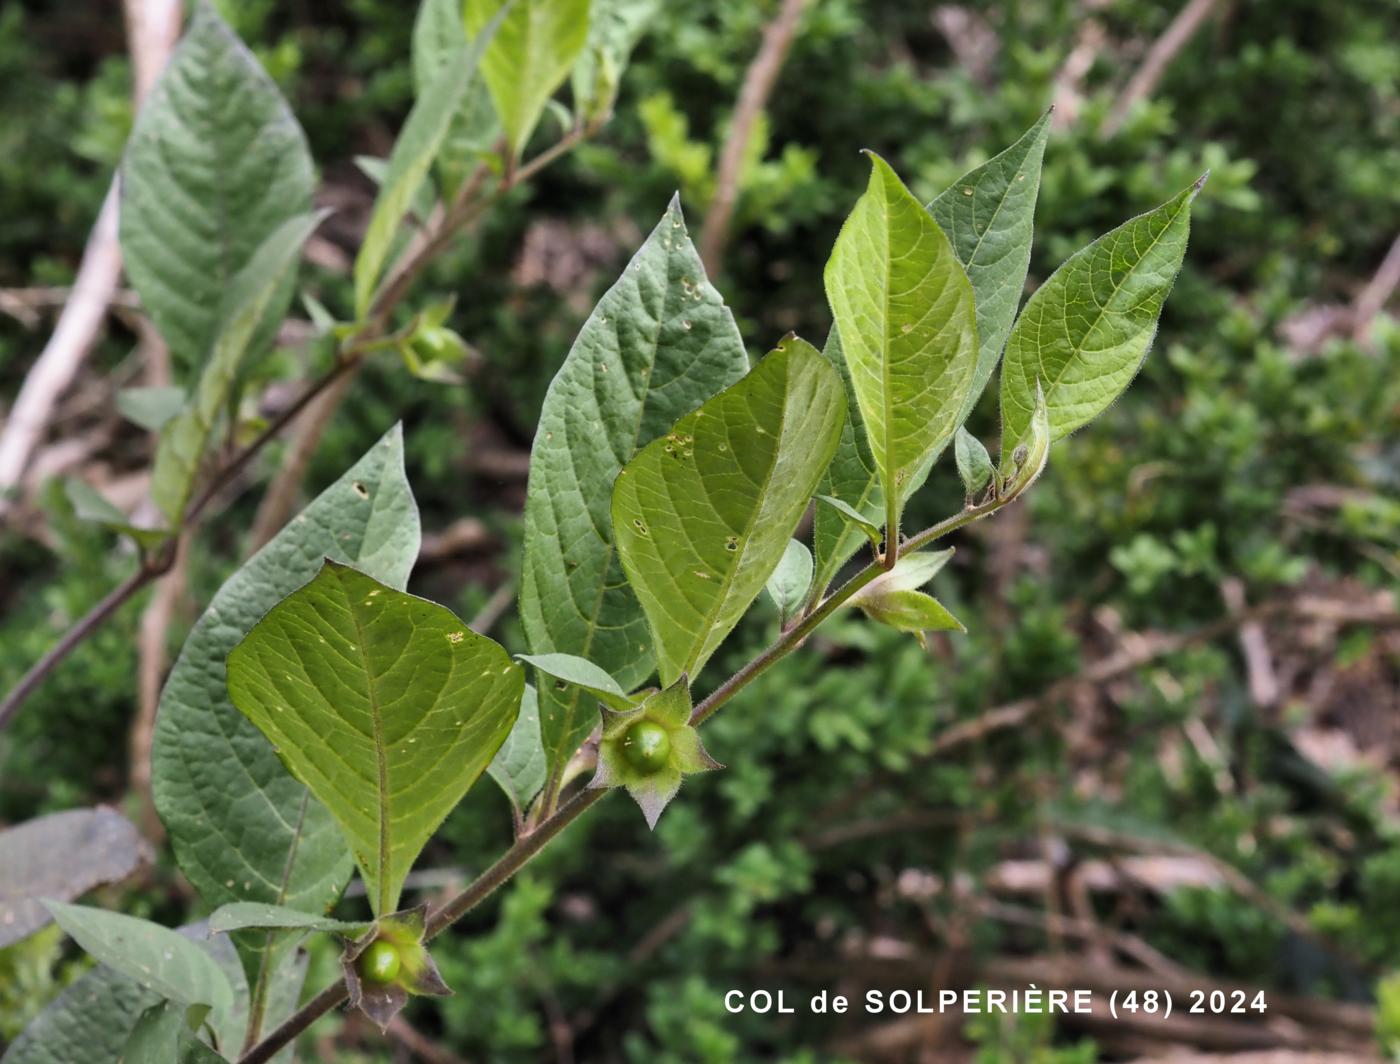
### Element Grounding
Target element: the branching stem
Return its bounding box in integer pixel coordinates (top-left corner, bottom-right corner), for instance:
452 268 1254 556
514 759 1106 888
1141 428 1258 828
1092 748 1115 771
237 492 1014 1063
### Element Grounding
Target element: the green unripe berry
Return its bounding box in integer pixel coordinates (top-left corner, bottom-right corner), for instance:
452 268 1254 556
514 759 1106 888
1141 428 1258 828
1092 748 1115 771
358 940 401 984
620 720 672 774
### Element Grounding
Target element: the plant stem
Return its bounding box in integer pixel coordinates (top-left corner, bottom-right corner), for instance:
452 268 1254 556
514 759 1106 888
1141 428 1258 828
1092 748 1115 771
0 131 589 729
237 493 1015 1063
0 544 174 729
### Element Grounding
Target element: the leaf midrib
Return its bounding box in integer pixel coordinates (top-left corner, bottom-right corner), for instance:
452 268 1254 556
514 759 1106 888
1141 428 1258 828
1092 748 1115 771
1025 195 1189 434
684 359 795 680
343 575 392 915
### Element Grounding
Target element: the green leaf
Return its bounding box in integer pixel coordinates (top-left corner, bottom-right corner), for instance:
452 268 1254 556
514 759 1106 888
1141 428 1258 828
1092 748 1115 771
151 211 325 525
571 0 658 125
116 386 186 432
928 110 1052 427
517 653 635 711
122 1001 225 1064
612 336 846 684
43 903 235 1017
824 152 979 543
857 589 965 638
467 0 591 160
814 493 881 550
954 427 994 497
487 685 548 813
999 177 1205 464
152 428 418 980
1002 380 1050 494
207 903 369 938
764 539 812 627
354 8 501 317
0 809 151 949
810 327 885 597
0 957 157 1064
226 561 524 916
120 2 314 375
1 923 280 1064
848 549 964 640
519 197 748 787
63 480 168 550
412 0 500 195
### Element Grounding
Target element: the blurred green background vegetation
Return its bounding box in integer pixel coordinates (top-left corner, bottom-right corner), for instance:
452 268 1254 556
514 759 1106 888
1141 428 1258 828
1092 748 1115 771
1 0 1398 1060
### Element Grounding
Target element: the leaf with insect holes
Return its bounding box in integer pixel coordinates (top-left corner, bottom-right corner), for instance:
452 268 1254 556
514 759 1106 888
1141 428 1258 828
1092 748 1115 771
929 110 1052 428
824 152 978 544
151 211 326 525
612 337 845 684
0 809 152 949
152 427 418 990
467 0 591 160
999 178 1204 464
226 562 523 917
520 198 748 789
120 2 314 376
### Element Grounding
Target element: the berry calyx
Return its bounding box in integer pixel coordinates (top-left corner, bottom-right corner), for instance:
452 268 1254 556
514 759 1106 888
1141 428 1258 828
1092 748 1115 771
620 719 672 774
358 940 402 984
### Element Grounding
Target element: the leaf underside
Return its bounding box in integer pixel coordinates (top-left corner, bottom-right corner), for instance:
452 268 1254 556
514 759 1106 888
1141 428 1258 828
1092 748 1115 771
612 336 846 685
226 561 523 917
519 198 749 784
823 152 978 545
152 426 419 982
999 178 1201 461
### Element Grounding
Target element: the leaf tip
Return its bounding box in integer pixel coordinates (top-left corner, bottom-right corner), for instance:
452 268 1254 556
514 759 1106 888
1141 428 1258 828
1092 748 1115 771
1192 170 1211 194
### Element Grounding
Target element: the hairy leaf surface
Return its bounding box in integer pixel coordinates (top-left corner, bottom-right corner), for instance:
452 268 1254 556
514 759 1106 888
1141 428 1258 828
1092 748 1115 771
1000 178 1203 460
824 152 978 541
612 338 845 684
120 3 313 374
152 427 418 978
467 0 590 159
519 198 747 785
227 562 523 916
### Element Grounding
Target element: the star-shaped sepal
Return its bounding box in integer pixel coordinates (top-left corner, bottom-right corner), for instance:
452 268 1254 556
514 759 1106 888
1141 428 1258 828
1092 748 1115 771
341 903 451 1031
589 676 720 828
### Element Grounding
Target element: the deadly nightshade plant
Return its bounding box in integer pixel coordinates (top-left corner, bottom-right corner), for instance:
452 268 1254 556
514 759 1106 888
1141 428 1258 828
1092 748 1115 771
1 4 1205 1058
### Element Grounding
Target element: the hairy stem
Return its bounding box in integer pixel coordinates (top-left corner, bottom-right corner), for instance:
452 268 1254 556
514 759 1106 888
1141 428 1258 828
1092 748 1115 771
237 493 1014 1063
